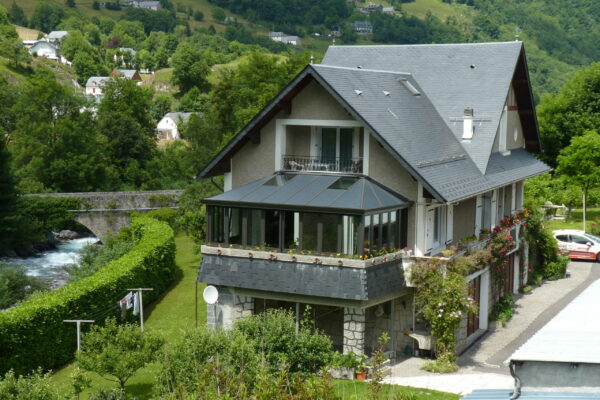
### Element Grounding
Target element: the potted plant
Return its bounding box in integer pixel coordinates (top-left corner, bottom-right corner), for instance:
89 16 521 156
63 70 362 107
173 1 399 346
463 235 478 252
355 353 369 381
479 228 491 240
329 352 360 380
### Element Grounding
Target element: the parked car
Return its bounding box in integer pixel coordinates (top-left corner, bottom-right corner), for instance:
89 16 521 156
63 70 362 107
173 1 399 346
552 229 600 262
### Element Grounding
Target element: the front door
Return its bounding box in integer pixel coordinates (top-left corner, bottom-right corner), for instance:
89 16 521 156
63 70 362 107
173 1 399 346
426 208 440 253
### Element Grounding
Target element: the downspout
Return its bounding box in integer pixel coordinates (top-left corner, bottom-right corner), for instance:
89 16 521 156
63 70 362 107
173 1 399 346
509 360 521 400
210 177 223 193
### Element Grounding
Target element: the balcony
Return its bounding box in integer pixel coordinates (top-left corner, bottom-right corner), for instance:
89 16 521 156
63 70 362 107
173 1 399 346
282 155 363 174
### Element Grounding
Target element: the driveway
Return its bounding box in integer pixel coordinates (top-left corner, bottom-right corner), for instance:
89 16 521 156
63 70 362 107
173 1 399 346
384 260 599 395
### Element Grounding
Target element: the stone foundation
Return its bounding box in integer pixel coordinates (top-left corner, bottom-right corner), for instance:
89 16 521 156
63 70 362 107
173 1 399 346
344 307 366 354
206 286 253 330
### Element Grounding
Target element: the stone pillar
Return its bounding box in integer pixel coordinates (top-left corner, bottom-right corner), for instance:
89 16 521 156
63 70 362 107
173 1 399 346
343 307 366 354
206 287 253 330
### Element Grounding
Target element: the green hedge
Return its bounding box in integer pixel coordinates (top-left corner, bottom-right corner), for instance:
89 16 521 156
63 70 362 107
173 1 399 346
0 217 176 375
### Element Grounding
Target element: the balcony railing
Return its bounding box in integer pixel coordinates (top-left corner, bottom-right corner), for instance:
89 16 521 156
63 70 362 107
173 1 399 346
282 156 363 173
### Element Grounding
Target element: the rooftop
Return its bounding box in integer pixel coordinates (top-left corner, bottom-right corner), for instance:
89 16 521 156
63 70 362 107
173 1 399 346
510 279 600 364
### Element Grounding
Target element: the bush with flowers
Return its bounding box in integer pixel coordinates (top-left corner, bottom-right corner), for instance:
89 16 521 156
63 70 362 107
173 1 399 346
410 258 477 372
523 210 568 281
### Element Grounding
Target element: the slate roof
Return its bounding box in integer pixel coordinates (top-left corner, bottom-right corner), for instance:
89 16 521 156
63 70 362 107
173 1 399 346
48 31 68 40
198 254 407 301
462 390 600 400
322 42 530 174
509 279 600 364
198 43 550 203
85 76 111 88
203 173 410 213
113 69 140 80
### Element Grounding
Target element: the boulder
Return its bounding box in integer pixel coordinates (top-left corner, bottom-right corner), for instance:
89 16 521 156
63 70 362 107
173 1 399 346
57 230 79 240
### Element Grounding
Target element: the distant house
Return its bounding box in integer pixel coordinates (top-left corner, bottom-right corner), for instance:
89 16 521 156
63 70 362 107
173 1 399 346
30 40 59 60
133 1 162 10
268 32 285 42
157 112 195 140
22 40 37 49
268 32 300 45
47 31 68 44
224 16 236 24
85 77 111 97
360 3 383 13
382 7 395 14
352 21 373 34
113 48 138 67
110 69 143 83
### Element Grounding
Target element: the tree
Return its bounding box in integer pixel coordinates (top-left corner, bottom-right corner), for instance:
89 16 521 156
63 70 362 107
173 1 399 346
170 42 210 92
77 319 164 390
30 2 64 32
92 1 100 10
8 2 27 26
537 63 600 167
340 23 358 44
66 0 76 8
0 368 59 400
151 92 172 121
0 132 19 252
0 37 31 68
211 7 226 22
556 131 600 224
194 10 204 21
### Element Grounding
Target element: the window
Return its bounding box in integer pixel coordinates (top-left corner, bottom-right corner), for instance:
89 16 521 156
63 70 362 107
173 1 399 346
555 235 569 243
481 192 492 230
265 210 280 248
246 209 262 247
228 208 243 244
571 235 590 245
426 206 442 252
318 127 356 170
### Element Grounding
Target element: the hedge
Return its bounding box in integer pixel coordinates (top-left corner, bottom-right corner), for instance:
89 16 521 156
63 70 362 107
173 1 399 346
0 217 176 375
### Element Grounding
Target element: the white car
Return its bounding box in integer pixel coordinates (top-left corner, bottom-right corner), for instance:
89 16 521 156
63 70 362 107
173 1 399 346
553 229 600 262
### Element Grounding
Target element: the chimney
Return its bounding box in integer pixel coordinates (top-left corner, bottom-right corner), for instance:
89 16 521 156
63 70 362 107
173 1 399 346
462 107 474 140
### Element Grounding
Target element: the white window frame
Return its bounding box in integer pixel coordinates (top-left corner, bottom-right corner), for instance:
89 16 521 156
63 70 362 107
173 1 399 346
426 204 445 254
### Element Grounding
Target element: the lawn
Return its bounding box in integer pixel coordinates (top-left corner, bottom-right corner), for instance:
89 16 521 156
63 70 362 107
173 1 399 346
544 207 600 232
402 0 473 21
50 234 456 399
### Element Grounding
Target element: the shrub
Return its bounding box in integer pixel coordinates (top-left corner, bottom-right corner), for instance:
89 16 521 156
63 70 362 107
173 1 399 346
0 217 176 375
490 293 514 326
65 234 136 282
0 264 48 309
0 368 60 400
233 308 334 373
545 256 569 280
145 208 178 230
525 211 567 281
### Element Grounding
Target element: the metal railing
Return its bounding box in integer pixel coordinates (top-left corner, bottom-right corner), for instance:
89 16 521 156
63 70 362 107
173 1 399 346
282 156 363 173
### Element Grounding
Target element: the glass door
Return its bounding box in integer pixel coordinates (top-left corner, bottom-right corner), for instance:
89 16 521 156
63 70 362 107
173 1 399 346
321 128 337 166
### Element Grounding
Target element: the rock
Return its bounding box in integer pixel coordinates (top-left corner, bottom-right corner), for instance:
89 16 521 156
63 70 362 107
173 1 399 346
57 230 79 240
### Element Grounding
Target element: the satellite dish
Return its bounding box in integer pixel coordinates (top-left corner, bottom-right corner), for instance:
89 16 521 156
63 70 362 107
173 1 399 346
203 285 219 305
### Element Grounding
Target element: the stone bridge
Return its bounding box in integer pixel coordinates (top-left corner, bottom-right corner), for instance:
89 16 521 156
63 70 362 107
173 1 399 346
28 190 183 241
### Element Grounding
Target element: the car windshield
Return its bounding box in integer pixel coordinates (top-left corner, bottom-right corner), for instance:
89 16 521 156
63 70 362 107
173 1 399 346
584 233 600 243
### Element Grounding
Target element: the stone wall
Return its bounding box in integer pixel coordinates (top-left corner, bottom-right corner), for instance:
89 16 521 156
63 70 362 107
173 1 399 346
206 286 254 330
343 307 366 354
363 293 414 357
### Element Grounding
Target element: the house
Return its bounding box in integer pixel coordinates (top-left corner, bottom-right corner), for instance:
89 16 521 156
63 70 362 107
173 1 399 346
110 69 143 83
382 7 395 14
267 32 300 45
268 32 285 42
157 112 194 140
352 21 373 34
125 0 162 10
282 36 300 45
29 40 59 60
196 42 549 356
360 3 383 13
85 76 111 97
47 31 68 45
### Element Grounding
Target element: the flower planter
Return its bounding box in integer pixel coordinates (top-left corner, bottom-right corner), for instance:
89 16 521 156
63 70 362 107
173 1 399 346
329 367 355 380
355 371 367 381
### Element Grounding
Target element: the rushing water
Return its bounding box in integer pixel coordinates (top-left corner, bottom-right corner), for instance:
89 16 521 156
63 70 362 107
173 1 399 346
2 238 100 288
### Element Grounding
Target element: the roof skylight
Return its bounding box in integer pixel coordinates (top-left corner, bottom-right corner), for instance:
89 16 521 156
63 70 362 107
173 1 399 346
397 78 421 97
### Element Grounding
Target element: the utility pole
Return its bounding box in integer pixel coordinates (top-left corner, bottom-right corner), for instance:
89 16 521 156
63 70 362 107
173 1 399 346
64 320 95 351
127 288 153 331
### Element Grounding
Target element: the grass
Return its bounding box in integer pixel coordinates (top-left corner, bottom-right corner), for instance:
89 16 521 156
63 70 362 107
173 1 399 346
335 380 459 400
401 0 473 21
14 24 40 40
544 207 600 232
50 234 204 398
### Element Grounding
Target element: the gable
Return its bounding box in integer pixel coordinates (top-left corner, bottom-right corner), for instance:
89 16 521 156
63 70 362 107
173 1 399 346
321 42 541 173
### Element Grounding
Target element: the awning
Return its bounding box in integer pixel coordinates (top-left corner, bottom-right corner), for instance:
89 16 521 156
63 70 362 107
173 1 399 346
202 173 410 214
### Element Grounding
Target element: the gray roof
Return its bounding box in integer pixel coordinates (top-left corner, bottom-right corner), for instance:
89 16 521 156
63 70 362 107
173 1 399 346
510 279 600 364
203 173 410 214
85 76 111 88
48 31 68 40
198 254 407 301
113 69 139 80
199 43 549 203
462 390 600 400
164 112 194 124
322 42 531 173
138 1 161 6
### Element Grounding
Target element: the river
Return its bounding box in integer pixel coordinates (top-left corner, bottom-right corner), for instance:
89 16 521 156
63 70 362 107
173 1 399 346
2 238 100 289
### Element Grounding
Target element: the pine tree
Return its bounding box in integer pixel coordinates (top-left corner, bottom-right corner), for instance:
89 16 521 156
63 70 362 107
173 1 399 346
0 132 19 252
